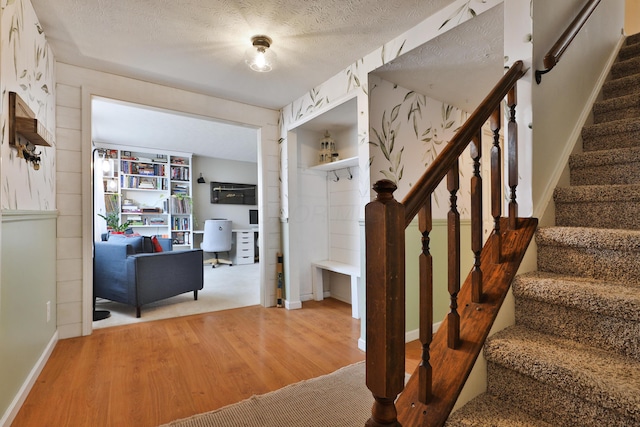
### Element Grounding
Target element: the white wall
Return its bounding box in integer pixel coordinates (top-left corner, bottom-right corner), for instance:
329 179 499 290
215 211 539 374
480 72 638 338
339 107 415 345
531 0 625 220
192 156 258 230
293 123 360 301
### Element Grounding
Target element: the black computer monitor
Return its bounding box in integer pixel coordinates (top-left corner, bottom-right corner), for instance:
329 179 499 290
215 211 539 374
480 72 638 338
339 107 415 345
249 209 258 225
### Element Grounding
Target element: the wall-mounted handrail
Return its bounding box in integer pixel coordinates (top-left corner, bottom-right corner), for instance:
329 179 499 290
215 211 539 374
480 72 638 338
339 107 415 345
535 0 602 84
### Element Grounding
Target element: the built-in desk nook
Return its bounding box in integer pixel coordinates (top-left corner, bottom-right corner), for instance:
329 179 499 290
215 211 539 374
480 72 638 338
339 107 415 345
311 260 360 319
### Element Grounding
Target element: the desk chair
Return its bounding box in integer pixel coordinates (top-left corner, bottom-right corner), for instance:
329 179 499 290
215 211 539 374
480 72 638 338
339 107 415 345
201 219 233 268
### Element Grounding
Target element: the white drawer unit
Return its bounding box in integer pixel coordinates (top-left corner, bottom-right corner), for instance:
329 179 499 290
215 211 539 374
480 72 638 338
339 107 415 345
232 229 255 265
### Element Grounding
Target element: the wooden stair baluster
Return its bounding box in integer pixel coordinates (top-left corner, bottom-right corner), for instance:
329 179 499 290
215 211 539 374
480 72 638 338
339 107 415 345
507 85 519 230
365 179 405 427
490 107 502 264
470 130 483 303
447 159 461 349
418 200 433 404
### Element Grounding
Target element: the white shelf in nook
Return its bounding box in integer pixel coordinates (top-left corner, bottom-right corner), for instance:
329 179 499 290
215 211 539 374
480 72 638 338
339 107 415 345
310 156 358 172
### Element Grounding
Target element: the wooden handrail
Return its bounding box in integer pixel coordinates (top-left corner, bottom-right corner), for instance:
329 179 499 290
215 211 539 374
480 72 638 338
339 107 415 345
535 0 602 84
402 60 525 224
365 60 528 427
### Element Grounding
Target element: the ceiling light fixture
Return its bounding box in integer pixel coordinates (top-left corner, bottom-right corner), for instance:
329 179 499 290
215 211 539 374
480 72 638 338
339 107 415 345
245 35 276 72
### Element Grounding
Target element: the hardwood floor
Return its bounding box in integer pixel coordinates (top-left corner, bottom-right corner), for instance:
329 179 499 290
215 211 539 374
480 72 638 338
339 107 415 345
13 299 367 427
14 298 424 427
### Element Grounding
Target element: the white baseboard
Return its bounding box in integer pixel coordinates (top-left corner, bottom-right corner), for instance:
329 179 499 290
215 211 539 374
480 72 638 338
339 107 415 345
405 321 442 343
1 331 58 427
357 321 442 353
284 299 302 310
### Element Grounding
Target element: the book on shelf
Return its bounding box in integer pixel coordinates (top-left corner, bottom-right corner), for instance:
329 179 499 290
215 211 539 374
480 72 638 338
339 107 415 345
104 195 119 213
172 217 190 230
172 231 191 245
170 166 190 181
170 196 192 214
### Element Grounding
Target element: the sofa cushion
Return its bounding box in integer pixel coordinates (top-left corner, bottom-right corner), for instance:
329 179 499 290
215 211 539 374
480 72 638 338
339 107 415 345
107 234 145 253
142 236 155 253
151 236 163 252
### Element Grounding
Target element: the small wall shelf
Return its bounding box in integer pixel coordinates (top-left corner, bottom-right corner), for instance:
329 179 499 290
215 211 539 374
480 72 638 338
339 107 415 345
9 92 53 147
310 156 358 172
8 92 54 169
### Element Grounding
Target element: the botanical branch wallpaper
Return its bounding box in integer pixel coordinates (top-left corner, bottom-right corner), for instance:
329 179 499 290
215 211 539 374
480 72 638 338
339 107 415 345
1 0 56 210
369 75 472 218
278 0 501 220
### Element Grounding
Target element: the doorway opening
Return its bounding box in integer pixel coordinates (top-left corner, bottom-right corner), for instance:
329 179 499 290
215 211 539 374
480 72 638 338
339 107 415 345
90 97 263 328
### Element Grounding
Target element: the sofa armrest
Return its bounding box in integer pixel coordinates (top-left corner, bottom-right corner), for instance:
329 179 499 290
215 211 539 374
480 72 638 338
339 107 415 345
127 249 204 305
94 241 137 303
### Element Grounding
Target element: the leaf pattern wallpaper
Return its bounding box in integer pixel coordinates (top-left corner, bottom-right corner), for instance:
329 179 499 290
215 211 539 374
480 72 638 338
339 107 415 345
1 0 56 210
369 75 472 218
276 0 501 219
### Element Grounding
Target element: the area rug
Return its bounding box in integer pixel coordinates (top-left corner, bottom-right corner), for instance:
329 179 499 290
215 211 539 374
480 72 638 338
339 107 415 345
94 262 260 328
159 361 373 427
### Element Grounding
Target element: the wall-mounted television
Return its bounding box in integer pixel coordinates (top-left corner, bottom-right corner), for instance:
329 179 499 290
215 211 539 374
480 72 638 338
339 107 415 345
210 182 256 205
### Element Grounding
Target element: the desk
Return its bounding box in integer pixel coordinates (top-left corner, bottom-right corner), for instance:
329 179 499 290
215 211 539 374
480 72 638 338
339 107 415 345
311 260 360 319
193 228 258 264
231 229 255 264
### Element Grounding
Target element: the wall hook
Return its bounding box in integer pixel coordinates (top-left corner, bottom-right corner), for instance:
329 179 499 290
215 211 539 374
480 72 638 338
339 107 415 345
332 170 340 182
346 167 353 180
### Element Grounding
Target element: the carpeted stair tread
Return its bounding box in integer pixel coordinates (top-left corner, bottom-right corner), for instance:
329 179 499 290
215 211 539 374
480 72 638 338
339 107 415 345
536 225 640 251
445 394 553 427
582 116 640 151
485 326 640 421
569 144 640 168
553 184 640 229
513 271 640 321
554 183 640 202
619 39 640 61
602 72 640 99
611 56 640 80
593 91 640 123
569 146 640 185
536 226 640 284
514 272 640 362
627 32 640 46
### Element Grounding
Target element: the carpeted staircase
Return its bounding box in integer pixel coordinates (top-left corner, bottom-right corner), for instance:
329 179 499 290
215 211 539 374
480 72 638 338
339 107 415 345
446 33 640 426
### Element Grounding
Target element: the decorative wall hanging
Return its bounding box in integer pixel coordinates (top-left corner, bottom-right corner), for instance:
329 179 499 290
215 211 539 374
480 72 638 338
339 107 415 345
210 182 257 205
8 91 54 170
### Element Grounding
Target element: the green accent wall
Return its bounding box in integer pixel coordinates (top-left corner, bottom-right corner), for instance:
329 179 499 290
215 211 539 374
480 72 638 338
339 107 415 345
405 219 473 333
0 212 57 420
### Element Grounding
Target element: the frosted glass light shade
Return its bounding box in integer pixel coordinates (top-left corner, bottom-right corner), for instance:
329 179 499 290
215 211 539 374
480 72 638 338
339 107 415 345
245 35 276 72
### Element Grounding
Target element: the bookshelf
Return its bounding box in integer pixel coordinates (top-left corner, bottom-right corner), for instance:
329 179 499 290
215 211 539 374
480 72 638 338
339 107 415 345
97 145 193 249
169 155 193 249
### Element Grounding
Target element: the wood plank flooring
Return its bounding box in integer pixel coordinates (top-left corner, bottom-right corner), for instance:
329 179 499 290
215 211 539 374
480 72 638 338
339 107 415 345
13 299 375 427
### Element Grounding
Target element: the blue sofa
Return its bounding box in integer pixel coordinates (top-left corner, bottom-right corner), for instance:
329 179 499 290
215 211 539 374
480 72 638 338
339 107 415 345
94 234 204 317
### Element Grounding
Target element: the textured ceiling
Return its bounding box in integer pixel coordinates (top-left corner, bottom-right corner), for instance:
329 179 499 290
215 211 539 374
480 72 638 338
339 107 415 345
375 3 504 112
32 0 456 109
32 0 503 161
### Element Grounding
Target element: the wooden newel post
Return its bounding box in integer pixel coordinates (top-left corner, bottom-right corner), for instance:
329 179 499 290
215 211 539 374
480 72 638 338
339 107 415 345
365 179 405 427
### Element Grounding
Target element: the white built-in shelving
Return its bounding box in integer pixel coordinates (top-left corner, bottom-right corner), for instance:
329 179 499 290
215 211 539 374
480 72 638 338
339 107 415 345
97 145 193 250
